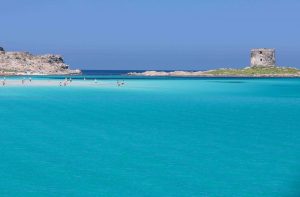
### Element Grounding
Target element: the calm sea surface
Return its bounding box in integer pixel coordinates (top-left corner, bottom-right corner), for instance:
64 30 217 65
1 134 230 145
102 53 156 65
0 71 300 196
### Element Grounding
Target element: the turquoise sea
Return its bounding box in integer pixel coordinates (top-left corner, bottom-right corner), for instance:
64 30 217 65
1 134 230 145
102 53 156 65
0 73 300 196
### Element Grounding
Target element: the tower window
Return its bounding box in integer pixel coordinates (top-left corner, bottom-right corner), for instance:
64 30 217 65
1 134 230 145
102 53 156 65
259 51 263 54
260 59 263 61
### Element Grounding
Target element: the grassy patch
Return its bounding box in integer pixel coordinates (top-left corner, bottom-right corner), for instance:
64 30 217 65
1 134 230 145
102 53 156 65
204 66 300 75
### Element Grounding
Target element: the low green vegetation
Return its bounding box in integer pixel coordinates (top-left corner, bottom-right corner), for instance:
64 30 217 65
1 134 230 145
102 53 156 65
204 66 300 76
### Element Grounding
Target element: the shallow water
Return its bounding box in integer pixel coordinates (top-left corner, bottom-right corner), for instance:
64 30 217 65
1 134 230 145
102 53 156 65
0 77 300 196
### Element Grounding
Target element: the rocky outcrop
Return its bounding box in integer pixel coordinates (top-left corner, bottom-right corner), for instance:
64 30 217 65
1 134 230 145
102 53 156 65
0 47 81 75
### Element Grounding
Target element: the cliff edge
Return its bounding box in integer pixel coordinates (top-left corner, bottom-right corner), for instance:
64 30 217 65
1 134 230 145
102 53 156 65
0 47 81 75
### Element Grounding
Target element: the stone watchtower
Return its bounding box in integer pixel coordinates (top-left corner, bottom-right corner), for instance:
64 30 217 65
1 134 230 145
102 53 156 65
250 48 276 67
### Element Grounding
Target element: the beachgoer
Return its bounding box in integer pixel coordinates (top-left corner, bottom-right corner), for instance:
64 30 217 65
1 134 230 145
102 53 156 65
29 77 32 82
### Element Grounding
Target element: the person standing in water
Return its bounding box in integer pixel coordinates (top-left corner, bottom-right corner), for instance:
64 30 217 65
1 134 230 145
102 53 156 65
63 80 67 86
117 80 121 86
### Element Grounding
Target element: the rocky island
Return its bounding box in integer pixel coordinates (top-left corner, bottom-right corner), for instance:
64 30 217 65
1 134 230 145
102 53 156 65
0 47 81 75
128 49 300 77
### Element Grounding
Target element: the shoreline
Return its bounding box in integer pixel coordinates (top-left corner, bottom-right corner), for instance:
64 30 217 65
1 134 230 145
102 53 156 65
0 71 82 76
0 79 93 87
1 76 300 88
0 78 127 87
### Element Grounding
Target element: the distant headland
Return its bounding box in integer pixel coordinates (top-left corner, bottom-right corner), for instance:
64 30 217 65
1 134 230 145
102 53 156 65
129 49 300 77
0 47 81 75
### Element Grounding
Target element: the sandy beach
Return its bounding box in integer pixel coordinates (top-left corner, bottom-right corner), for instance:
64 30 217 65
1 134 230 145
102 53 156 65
0 78 125 87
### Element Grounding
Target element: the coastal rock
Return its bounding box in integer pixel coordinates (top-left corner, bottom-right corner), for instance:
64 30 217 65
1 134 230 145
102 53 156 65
0 47 81 75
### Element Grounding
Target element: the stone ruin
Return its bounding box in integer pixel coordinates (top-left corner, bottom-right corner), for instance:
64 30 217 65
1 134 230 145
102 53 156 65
250 48 276 67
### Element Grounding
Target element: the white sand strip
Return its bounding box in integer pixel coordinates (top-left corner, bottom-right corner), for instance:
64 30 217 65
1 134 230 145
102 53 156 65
0 79 123 87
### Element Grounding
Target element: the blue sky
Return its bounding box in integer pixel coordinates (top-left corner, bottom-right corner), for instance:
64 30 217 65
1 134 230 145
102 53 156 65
1 0 300 70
